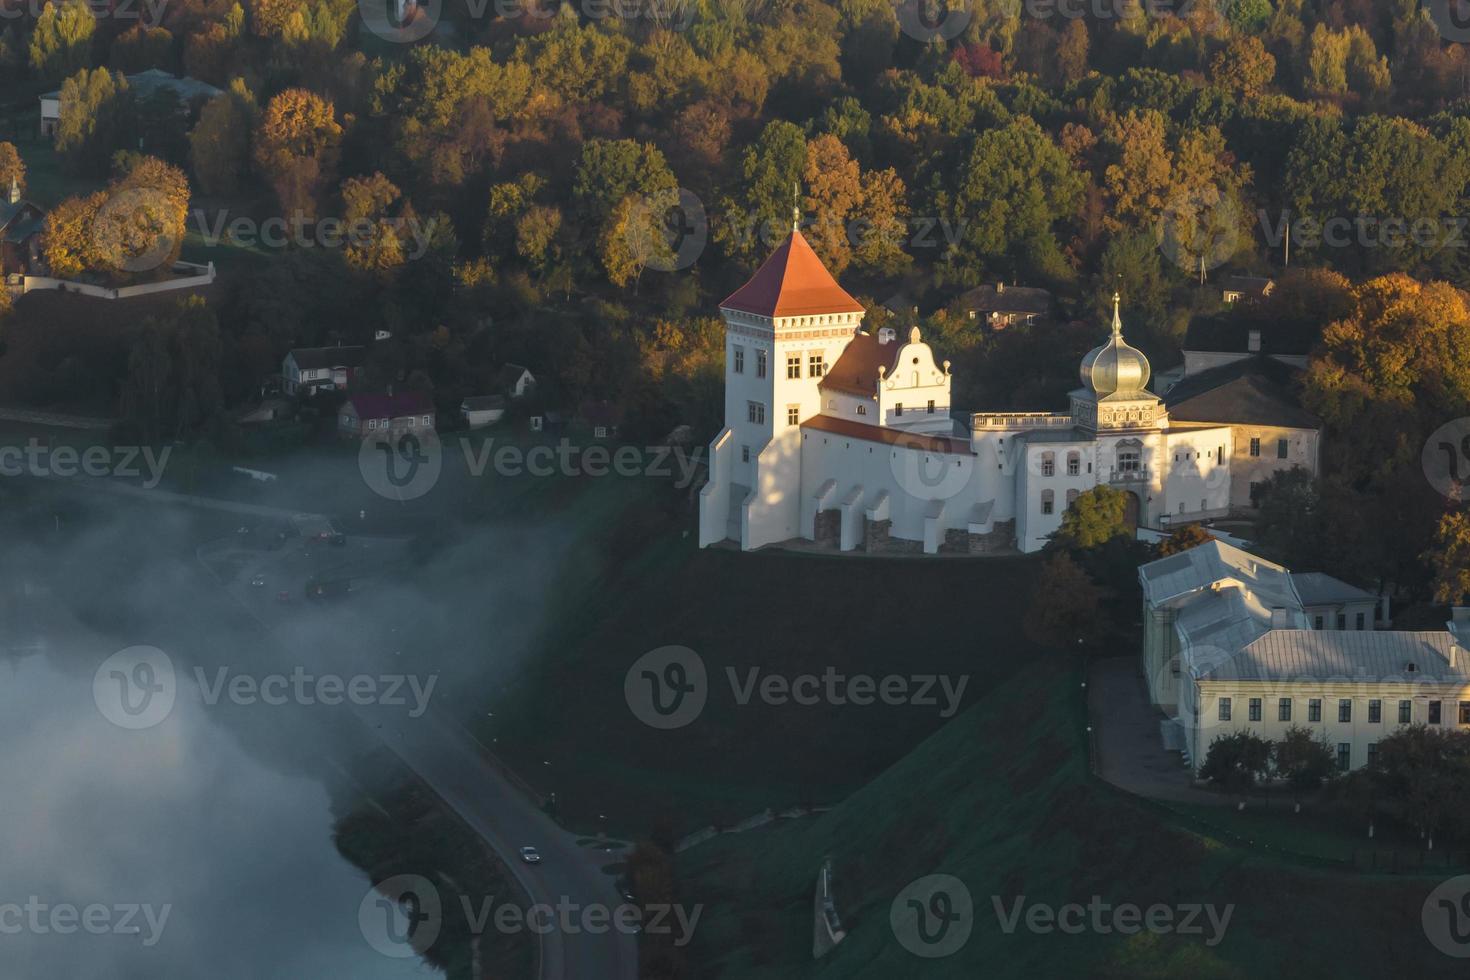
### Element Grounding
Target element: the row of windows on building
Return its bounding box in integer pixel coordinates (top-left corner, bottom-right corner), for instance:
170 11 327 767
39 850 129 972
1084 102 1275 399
1218 696 1470 726
731 347 828 380
358 415 433 430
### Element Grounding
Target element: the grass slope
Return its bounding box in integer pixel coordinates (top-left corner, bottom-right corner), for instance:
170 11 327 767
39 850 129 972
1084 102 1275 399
680 662 1466 979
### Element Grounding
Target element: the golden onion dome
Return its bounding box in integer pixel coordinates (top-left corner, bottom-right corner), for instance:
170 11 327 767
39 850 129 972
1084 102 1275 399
1080 293 1151 397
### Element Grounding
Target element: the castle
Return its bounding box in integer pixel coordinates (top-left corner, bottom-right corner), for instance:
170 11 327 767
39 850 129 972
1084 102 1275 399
698 226 1319 555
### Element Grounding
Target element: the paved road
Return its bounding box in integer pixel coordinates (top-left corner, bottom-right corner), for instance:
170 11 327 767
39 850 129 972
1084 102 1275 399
203 526 640 980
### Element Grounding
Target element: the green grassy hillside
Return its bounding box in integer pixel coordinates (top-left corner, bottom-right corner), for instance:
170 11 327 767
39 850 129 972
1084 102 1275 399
680 662 1465 979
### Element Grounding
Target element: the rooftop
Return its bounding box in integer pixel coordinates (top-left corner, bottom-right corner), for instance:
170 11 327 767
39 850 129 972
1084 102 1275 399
1215 630 1464 683
1165 357 1320 429
801 414 971 455
1183 316 1317 357
720 230 865 318
818 330 901 397
956 283 1053 316
1289 571 1379 607
346 391 431 419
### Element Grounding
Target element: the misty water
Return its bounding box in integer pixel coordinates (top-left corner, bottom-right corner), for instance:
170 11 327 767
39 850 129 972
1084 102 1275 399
0 621 438 979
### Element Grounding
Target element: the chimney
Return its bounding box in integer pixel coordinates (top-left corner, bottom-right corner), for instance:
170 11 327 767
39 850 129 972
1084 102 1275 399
996 281 1005 294
1270 607 1291 629
877 327 896 345
1247 329 1261 353
1446 608 1470 668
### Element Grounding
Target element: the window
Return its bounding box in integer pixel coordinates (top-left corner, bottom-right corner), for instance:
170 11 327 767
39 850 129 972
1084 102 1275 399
786 354 801 379
856 404 867 416
895 403 904 417
747 401 765 424
405 418 415 428
367 419 377 430
1041 489 1054 515
1355 613 1366 630
1041 452 1055 477
787 405 800 426
422 415 431 425
1336 614 1346 630
1339 699 1352 723
1066 489 1079 508
1368 700 1381 723
1313 616 1324 630
1308 698 1322 722
756 350 767 378
1218 698 1232 722
1399 700 1412 724
1249 437 1261 457
1067 453 1080 476
740 445 750 463
1367 743 1378 767
1118 450 1141 472
1337 743 1351 771
1279 698 1292 721
1217 445 1224 463
1460 701 1470 725
1277 438 1289 459
1430 700 1443 724
808 353 825 377
927 400 935 414
594 426 607 439
733 346 744 374
1249 698 1262 722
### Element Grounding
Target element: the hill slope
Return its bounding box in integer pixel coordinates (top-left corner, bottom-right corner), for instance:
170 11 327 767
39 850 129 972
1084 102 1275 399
681 662 1465 978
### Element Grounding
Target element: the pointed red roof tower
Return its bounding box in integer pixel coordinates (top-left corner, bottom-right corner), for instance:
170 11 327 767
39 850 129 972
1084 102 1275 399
720 230 866 318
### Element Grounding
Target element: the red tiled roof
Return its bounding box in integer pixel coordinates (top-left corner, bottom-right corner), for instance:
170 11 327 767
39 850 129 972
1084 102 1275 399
346 391 432 419
818 330 902 397
800 414 969 454
720 230 866 317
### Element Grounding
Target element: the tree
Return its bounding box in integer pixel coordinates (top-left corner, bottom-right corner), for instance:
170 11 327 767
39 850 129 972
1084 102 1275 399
1426 511 1470 605
1056 18 1090 85
0 142 25 195
950 116 1083 280
719 120 806 264
801 134 863 275
1199 730 1272 795
1272 726 1338 807
252 88 341 218
515 205 562 277
55 68 133 177
41 190 107 278
1210 36 1275 99
1055 485 1131 549
599 190 677 292
572 139 676 231
29 0 95 82
1024 551 1103 648
189 79 257 197
109 25 173 73
1157 524 1215 557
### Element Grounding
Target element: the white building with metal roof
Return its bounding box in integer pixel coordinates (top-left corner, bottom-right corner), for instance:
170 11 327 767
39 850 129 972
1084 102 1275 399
1140 540 1470 773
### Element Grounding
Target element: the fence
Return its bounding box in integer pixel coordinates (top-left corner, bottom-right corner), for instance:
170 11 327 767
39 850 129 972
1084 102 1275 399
19 261 215 300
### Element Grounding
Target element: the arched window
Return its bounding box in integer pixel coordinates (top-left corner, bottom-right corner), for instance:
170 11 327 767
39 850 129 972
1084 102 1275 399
1066 488 1079 508
1066 451 1080 476
1041 489 1055 515
1041 452 1055 477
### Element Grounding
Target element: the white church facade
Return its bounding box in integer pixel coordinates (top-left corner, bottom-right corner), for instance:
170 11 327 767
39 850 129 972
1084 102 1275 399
698 227 1291 555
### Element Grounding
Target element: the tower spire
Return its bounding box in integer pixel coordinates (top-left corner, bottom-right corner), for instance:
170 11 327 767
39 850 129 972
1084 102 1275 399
792 182 800 234
1111 291 1122 338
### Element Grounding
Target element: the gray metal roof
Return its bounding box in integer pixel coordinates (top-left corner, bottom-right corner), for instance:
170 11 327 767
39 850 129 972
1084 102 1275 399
1139 539 1297 609
1211 630 1466 683
1289 572 1378 607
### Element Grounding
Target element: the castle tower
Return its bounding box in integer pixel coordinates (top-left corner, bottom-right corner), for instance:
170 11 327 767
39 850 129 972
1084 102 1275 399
1070 293 1166 433
700 227 866 548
